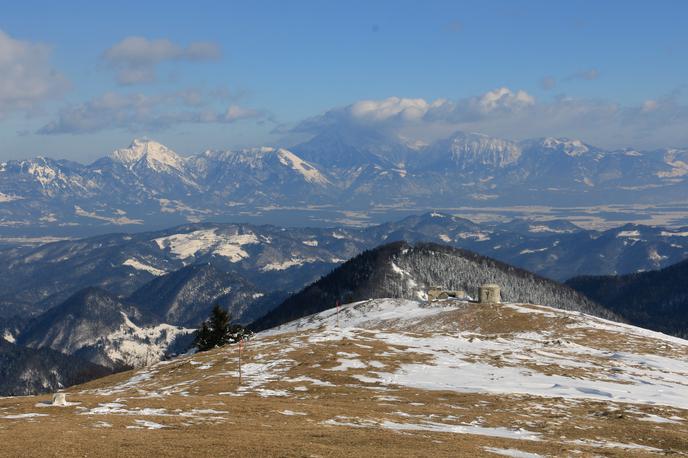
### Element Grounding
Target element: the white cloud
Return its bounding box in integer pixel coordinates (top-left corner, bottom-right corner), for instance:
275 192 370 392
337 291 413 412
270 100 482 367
224 104 260 122
349 97 446 122
474 87 535 112
0 29 68 117
293 87 688 149
38 89 263 134
102 36 221 85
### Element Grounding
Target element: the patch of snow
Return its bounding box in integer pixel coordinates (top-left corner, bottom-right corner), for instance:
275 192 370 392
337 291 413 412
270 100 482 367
74 206 143 225
528 225 573 234
279 410 307 416
456 232 491 242
483 447 543 458
648 247 668 264
262 257 316 271
660 231 688 237
326 358 367 371
0 192 22 203
638 413 681 424
122 258 167 276
519 247 548 255
154 229 259 262
616 230 641 238
102 313 194 368
276 149 330 185
1 413 48 419
302 239 318 246
129 419 167 430
568 439 663 453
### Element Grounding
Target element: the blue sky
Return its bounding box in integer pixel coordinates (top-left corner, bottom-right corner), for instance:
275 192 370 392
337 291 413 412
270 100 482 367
1 0 687 161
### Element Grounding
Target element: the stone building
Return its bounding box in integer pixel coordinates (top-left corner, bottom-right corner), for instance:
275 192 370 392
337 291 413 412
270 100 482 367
427 287 466 302
478 284 501 304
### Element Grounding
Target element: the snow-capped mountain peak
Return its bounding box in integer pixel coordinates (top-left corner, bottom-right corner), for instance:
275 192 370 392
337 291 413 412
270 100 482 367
446 131 522 168
112 139 186 172
541 137 590 157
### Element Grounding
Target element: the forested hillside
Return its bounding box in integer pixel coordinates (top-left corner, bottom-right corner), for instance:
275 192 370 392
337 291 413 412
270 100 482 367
567 259 688 338
252 241 615 330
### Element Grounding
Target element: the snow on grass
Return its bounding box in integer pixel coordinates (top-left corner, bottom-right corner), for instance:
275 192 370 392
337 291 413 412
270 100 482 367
129 419 167 430
122 258 167 276
362 330 688 409
264 299 457 336
638 413 682 424
264 299 688 410
92 421 112 428
326 358 367 371
154 229 259 262
1 413 49 419
483 447 544 458
90 370 154 395
379 420 541 441
278 410 307 416
323 416 541 441
283 376 335 387
568 439 663 453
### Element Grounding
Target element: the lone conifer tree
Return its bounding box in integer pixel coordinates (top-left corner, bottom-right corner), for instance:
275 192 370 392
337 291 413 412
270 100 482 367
193 305 250 352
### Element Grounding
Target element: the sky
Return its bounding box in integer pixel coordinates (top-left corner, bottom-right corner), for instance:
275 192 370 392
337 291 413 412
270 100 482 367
1 0 687 161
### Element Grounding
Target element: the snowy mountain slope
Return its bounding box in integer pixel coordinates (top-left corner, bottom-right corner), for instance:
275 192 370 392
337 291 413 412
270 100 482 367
0 222 364 314
1 135 687 235
17 288 192 369
128 263 261 326
1 298 686 456
0 339 111 396
252 241 615 331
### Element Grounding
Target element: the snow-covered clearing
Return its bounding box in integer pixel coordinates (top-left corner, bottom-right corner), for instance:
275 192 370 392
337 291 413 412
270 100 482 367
154 229 259 261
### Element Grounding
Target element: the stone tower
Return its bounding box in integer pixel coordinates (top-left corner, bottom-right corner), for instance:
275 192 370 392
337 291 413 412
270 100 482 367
479 284 501 304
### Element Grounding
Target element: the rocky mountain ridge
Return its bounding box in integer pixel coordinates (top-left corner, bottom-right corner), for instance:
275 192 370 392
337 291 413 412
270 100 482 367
1 133 687 235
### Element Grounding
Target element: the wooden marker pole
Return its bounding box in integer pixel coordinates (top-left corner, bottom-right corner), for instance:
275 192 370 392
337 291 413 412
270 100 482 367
336 300 340 328
238 338 244 384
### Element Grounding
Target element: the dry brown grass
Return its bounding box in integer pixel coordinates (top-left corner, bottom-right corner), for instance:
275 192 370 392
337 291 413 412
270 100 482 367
1 302 687 457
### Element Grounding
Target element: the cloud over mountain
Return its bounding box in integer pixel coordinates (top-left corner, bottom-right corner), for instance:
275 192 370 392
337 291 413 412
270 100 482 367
294 87 688 149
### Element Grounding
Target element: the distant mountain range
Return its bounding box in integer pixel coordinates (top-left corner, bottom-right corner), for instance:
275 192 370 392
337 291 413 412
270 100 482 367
567 259 688 339
1 133 687 235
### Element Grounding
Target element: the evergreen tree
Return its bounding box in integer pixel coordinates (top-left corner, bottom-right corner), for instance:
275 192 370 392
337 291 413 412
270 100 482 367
193 305 251 352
